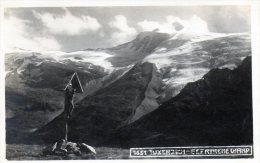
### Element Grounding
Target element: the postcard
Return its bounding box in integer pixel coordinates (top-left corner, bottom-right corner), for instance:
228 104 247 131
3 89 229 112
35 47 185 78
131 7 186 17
1 0 260 162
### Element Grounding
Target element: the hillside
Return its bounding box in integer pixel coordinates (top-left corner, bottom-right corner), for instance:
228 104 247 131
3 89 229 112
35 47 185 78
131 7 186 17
111 56 252 147
33 62 162 145
6 31 251 145
5 51 108 144
145 33 251 101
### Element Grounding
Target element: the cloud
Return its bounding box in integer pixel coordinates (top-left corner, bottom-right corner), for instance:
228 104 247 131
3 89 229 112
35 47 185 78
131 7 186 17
138 16 183 34
33 9 101 35
4 14 61 52
138 15 209 34
186 15 209 34
109 15 137 45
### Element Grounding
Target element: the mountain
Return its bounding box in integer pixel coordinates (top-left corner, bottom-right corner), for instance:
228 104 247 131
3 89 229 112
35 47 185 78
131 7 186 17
90 31 251 103
5 31 251 144
144 33 251 102
111 56 252 147
107 31 171 67
5 51 108 143
6 31 251 104
79 31 251 103
32 62 162 145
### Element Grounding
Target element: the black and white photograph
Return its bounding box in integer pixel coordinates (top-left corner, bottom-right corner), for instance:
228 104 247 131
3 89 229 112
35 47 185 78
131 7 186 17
1 0 260 161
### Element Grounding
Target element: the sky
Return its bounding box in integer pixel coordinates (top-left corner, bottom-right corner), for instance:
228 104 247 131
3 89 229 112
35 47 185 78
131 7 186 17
4 6 250 52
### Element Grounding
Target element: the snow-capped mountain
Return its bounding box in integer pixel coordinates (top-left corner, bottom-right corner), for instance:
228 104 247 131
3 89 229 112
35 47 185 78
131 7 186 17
107 31 171 66
5 50 110 143
6 31 251 99
143 32 251 101
113 57 252 147
5 30 251 144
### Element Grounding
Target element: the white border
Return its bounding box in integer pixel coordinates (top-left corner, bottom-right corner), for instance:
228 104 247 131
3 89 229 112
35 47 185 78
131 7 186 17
0 0 254 7
0 0 259 163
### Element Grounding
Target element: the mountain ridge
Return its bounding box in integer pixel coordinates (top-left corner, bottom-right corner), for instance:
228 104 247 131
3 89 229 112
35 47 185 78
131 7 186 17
5 31 252 145
109 56 252 147
32 62 162 145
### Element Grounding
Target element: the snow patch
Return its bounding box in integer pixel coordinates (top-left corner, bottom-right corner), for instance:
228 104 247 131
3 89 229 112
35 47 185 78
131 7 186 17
8 50 115 72
40 50 115 72
219 64 237 70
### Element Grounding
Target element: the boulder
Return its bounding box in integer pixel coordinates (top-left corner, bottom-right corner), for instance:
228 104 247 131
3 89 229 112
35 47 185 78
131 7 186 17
66 141 81 155
78 143 96 154
42 142 57 155
42 140 96 156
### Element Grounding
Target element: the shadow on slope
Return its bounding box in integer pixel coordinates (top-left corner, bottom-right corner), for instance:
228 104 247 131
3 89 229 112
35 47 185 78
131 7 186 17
32 62 162 146
110 56 252 148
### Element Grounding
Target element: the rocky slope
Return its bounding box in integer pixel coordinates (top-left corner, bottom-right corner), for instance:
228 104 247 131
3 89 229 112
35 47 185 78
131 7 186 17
145 33 251 102
5 51 108 144
6 31 251 145
33 62 162 145
111 56 252 147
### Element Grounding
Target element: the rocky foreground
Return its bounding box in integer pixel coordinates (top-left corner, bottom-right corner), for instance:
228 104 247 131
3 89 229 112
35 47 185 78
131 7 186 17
42 139 96 157
6 144 129 160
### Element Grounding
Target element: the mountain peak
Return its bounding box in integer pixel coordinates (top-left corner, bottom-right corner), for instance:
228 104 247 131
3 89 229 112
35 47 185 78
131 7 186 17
107 31 171 67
